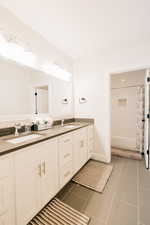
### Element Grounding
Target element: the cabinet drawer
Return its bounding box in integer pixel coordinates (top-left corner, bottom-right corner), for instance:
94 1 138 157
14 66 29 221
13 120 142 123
60 163 72 188
59 134 73 166
60 149 72 166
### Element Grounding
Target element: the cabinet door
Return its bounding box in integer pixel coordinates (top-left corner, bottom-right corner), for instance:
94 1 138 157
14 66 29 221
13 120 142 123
73 128 88 174
0 156 15 225
88 142 94 160
15 147 41 225
88 125 94 160
40 139 59 206
73 131 80 174
0 214 10 225
80 128 88 167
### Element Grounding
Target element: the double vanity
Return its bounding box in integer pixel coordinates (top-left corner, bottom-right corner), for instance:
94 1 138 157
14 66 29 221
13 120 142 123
0 121 94 225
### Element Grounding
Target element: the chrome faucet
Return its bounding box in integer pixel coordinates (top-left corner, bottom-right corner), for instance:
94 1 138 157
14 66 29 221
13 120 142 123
61 119 64 127
14 123 21 136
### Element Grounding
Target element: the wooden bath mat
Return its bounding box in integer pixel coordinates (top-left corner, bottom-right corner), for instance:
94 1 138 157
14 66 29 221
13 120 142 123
28 198 90 225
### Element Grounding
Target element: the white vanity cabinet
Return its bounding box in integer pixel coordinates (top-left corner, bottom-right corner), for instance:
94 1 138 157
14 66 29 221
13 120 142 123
0 124 93 225
15 138 59 225
0 155 15 225
73 127 88 174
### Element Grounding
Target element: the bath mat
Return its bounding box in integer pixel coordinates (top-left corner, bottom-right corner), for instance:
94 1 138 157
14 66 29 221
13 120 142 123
112 148 142 160
28 197 90 225
72 160 113 193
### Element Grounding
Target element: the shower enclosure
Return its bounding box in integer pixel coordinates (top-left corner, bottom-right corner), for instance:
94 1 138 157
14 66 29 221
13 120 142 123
111 69 146 153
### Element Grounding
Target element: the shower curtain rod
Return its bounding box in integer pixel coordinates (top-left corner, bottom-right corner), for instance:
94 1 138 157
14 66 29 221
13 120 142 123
112 85 144 90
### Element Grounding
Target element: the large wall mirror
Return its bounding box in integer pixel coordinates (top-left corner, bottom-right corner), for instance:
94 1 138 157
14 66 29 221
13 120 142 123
0 57 51 116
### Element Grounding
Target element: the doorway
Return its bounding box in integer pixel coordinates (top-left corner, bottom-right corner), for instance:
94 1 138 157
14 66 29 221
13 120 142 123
110 69 150 168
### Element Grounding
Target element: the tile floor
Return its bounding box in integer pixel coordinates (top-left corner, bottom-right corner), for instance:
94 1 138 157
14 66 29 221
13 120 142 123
56 156 150 225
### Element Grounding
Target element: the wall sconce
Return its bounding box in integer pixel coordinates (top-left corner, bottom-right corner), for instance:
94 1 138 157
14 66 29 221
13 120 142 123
79 97 87 104
62 98 69 104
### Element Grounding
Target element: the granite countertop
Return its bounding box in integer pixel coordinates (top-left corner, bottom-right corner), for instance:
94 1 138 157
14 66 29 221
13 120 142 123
0 122 93 156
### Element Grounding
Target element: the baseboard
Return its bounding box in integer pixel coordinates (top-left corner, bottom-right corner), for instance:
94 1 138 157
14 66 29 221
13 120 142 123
91 153 110 163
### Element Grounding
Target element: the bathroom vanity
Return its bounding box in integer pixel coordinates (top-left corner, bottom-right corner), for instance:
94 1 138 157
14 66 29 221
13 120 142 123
0 122 94 225
0 44 94 225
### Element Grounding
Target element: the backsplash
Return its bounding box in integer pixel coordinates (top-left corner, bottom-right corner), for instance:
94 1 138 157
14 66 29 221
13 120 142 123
0 119 32 129
0 117 94 137
0 114 53 129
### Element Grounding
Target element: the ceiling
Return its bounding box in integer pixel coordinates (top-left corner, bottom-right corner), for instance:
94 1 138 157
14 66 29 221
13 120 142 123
0 0 150 59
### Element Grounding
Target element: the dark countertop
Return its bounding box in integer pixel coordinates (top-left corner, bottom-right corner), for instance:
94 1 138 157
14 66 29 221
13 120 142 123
0 122 93 156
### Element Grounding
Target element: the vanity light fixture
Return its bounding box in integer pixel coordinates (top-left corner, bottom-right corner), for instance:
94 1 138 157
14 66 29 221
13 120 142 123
41 63 72 82
0 31 72 81
0 31 37 69
0 42 36 68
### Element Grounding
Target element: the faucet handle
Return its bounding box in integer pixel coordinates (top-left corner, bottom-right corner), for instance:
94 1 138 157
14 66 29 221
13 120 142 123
14 122 21 128
14 122 21 136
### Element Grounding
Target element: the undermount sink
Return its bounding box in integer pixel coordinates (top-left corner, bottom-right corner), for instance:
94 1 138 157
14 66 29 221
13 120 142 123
63 125 78 129
6 134 42 144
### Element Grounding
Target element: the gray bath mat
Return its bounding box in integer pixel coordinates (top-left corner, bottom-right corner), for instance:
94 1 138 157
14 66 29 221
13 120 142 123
28 198 90 225
72 160 113 193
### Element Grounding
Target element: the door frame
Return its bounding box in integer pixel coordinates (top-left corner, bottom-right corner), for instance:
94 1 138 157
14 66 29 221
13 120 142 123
144 69 150 169
109 65 149 162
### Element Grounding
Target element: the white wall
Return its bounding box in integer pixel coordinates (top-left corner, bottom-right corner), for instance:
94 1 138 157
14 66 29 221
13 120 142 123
111 87 137 151
74 44 150 163
74 60 111 163
51 77 74 120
